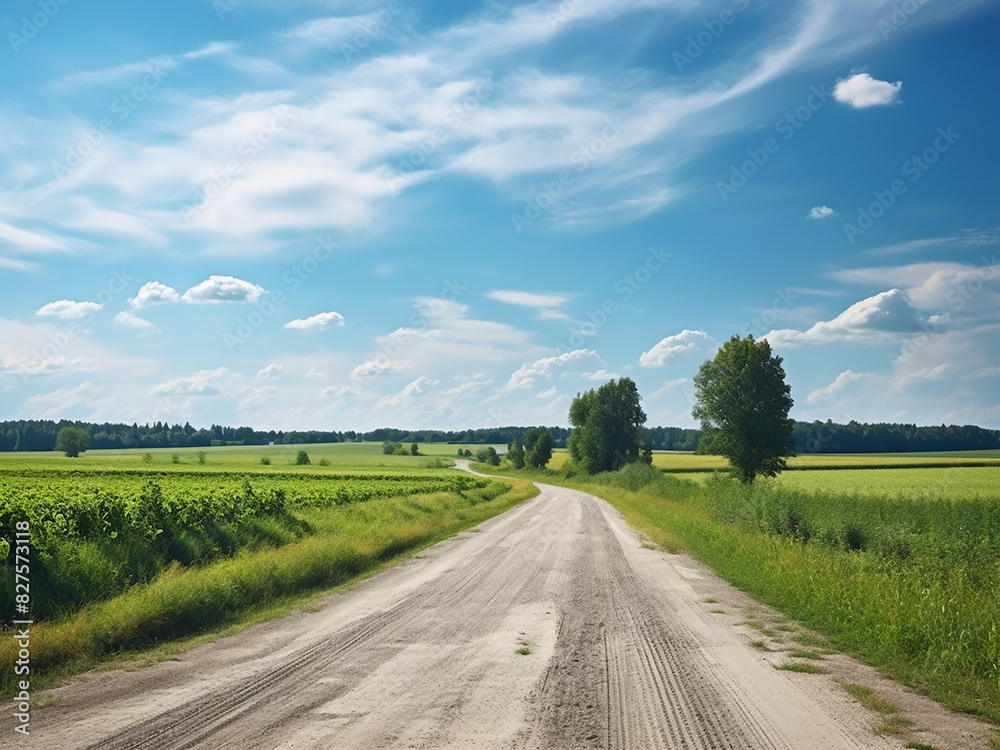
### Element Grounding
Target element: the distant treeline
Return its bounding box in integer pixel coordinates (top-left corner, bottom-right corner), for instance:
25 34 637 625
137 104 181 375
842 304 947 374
0 419 996 454
791 420 1000 454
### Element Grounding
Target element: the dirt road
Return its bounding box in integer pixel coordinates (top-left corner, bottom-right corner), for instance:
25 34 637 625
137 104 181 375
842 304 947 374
16 482 993 748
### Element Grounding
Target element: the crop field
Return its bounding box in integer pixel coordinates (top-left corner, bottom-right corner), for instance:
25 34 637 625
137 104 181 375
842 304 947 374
0 444 538 689
547 448 1000 473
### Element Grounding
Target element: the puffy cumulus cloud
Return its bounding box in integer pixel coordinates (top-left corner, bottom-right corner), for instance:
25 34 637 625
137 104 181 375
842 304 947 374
35 300 102 320
284 311 346 331
181 276 265 304
833 73 902 108
129 281 179 308
504 349 603 390
833 260 1000 329
639 329 714 367
114 310 154 330
765 290 922 347
150 367 234 396
807 205 834 219
256 363 285 379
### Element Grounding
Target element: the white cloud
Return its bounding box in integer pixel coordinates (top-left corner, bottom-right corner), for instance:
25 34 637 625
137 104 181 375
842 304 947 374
486 290 569 309
114 310 154 330
129 281 180 308
807 205 834 219
284 311 346 331
765 290 923 347
181 276 266 304
256 363 285 379
505 349 603 390
151 367 234 396
487 289 571 321
833 73 902 108
806 369 871 403
2 354 93 376
35 300 102 320
20 382 96 419
583 368 618 381
376 376 439 410
0 222 67 254
831 260 1000 328
639 329 714 367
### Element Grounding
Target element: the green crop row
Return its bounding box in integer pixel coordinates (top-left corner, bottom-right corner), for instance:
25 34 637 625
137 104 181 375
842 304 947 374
0 471 489 620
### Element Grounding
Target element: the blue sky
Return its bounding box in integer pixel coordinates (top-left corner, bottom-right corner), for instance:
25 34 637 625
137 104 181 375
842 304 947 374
1 0 998 432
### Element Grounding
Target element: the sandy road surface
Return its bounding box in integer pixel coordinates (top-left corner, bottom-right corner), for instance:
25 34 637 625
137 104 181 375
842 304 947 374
14 482 994 749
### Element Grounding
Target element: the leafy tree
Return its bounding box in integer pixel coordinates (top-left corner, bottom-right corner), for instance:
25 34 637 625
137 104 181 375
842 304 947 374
463 448 473 458
382 440 399 455
56 426 89 458
410 442 420 456
295 449 311 465
523 426 553 469
692 334 794 483
506 439 525 469
567 378 647 474
475 446 500 466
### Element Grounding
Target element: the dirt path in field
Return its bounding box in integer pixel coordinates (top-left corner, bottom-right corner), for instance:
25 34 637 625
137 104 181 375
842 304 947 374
13 478 996 749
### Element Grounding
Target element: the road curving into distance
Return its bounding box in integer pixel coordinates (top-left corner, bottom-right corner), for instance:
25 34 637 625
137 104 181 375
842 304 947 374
12 476 992 749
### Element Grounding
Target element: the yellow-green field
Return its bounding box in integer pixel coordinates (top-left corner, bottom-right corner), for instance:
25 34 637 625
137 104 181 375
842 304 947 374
547 448 1000 473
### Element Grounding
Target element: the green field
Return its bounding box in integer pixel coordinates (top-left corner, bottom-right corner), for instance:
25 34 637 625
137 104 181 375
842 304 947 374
546 448 1000 473
0 442 535 691
0 440 491 472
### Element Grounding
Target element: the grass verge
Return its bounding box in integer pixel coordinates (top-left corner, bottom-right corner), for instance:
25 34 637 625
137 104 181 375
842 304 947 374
0 478 537 694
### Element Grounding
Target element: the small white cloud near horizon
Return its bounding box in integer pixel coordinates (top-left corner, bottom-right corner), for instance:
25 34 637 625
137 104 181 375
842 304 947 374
639 329 714 368
807 205 834 220
181 276 266 304
36 300 102 320
833 73 902 108
284 311 346 331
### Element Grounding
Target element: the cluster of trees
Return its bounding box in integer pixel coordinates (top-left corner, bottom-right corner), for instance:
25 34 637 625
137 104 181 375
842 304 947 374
382 440 420 456
506 427 554 469
568 378 650 473
561 338 795 482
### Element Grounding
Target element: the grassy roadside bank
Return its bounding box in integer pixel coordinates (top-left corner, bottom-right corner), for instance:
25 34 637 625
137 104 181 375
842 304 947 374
1 478 537 694
479 461 1000 726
